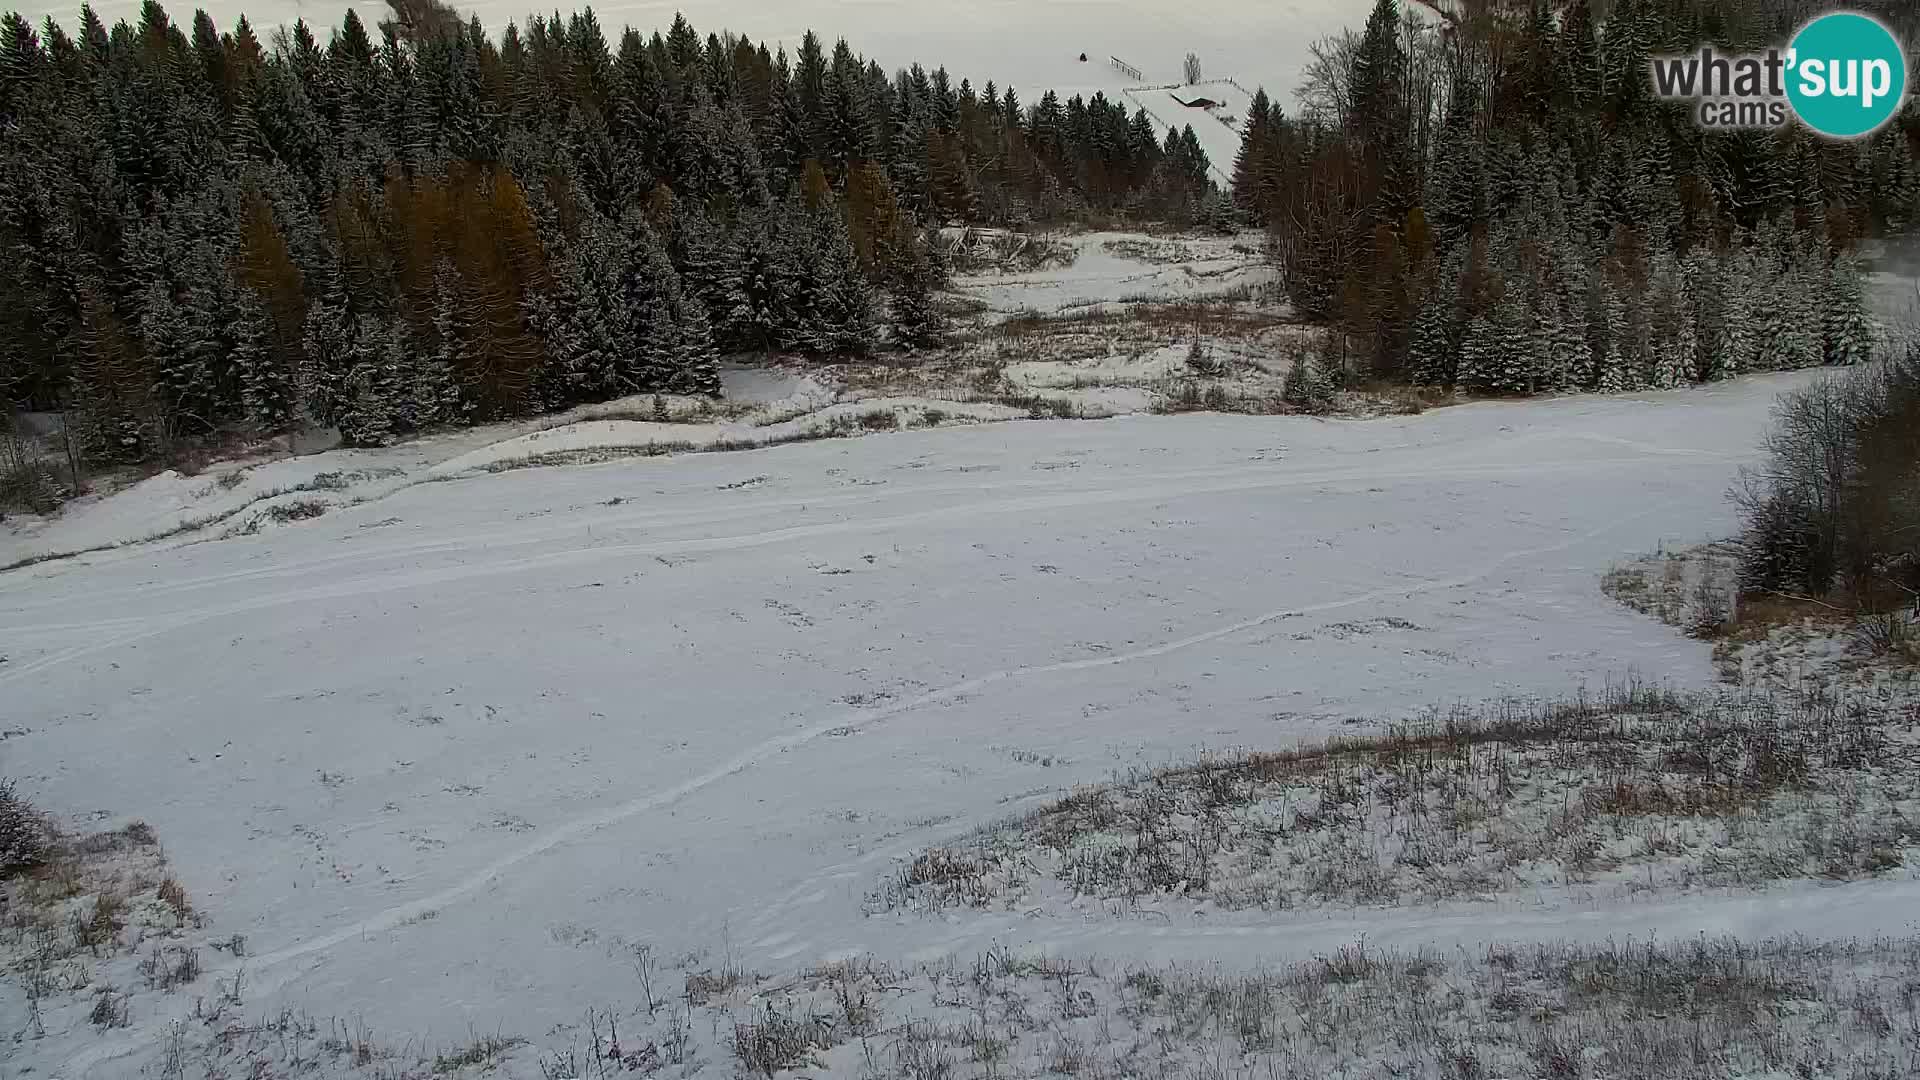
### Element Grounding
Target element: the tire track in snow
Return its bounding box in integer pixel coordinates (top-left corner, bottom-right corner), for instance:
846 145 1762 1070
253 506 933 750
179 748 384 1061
54 493 1683 1077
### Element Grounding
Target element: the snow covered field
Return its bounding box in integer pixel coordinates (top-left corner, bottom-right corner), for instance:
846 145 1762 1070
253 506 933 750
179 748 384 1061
12 369 1907 1076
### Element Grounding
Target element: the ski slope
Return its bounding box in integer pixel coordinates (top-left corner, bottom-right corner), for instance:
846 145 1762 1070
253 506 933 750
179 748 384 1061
1124 80 1261 185
5 370 1885 1076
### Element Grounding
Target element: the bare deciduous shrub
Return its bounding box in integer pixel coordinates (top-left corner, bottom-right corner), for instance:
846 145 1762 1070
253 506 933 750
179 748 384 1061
685 963 754 1005
817 961 880 1035
263 498 329 523
1 412 79 516
939 230 1075 275
999 393 1076 420
1185 336 1225 376
72 819 159 856
1853 610 1919 659
1155 380 1206 413
0 458 73 514
1318 941 1375 983
1736 341 1920 612
891 1019 958 1080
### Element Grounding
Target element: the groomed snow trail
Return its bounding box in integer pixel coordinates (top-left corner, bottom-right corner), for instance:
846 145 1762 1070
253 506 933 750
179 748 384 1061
5 374 1878 1075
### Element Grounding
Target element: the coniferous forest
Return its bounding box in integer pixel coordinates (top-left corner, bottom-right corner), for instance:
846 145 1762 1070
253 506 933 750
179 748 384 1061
0 0 1223 458
1236 0 1918 396
0 0 1916 470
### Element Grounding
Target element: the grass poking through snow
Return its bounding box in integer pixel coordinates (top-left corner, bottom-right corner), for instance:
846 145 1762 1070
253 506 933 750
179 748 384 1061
869 683 1920 915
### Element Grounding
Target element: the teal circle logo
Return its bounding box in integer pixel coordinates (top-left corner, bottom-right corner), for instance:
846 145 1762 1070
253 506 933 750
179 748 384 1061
1785 12 1908 138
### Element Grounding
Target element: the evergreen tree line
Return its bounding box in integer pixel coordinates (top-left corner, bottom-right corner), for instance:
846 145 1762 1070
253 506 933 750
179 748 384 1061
0 0 1222 457
1230 0 1919 395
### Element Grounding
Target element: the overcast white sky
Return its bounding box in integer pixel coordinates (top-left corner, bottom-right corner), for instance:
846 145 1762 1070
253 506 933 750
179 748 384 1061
36 0 1363 109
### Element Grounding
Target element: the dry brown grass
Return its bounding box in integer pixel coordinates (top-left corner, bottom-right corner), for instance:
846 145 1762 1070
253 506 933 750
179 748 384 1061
684 963 758 1006
71 886 126 955
2 816 205 1040
157 875 195 925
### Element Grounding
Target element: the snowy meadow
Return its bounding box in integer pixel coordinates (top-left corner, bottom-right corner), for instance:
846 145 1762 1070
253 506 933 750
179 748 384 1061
14 360 1918 1077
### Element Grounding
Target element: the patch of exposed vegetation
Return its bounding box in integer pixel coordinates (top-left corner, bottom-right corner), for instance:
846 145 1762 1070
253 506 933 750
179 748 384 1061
524 936 1920 1080
2 815 203 1038
1711 346 1920 686
1606 542 1918 690
940 229 1078 274
868 684 1920 915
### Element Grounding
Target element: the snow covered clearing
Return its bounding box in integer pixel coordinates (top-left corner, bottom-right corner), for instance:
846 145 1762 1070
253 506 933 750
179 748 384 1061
0 386 1025 568
951 232 1276 318
12 369 1917 1078
2 230 1293 568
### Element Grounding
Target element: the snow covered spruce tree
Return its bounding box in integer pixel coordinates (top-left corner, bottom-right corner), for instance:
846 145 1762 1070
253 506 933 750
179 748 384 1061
803 211 874 355
0 778 50 878
1282 343 1337 414
233 288 295 429
888 237 945 350
1823 253 1876 367
1404 286 1457 389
